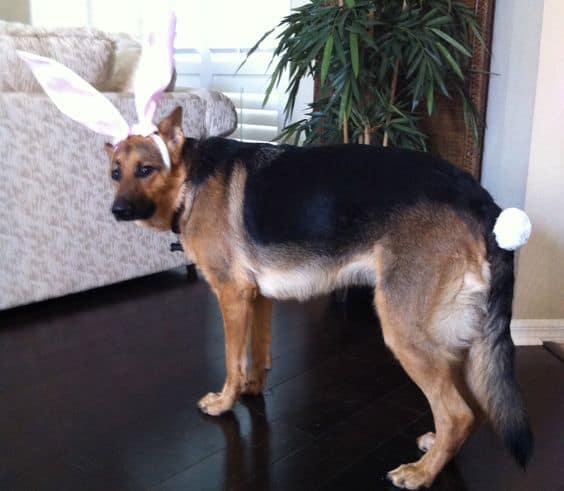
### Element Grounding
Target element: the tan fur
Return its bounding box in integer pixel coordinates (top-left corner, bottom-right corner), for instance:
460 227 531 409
373 208 488 489
105 107 494 489
177 165 269 412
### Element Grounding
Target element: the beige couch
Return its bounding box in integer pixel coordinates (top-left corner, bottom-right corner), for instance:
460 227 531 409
0 22 237 310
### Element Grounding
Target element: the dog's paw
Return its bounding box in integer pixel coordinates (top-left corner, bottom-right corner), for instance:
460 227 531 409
240 372 266 395
197 392 235 416
387 463 432 490
416 432 436 453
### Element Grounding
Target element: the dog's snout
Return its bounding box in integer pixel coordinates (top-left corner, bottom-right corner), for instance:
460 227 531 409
112 199 135 220
111 196 156 221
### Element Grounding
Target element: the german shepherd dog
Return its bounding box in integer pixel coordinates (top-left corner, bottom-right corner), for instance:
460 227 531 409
106 107 532 489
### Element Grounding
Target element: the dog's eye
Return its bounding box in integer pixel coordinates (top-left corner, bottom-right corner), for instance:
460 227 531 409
111 167 121 181
136 165 155 178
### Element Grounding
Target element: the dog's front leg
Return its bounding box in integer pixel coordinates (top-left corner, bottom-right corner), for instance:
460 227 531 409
242 294 272 395
198 282 255 416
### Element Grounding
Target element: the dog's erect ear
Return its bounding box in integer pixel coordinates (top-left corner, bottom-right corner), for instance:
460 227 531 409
104 142 114 160
158 106 183 136
157 106 184 162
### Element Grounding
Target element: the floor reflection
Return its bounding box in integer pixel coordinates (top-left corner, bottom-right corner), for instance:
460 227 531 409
200 395 271 490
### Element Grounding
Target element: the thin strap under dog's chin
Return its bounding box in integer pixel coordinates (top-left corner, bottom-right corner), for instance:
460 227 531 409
171 197 185 234
171 153 198 234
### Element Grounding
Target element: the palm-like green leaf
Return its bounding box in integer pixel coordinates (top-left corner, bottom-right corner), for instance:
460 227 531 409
242 0 483 150
349 32 359 78
426 84 434 116
429 27 472 57
436 42 464 79
320 35 334 86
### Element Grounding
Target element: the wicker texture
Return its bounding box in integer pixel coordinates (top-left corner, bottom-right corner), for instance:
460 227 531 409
422 0 495 178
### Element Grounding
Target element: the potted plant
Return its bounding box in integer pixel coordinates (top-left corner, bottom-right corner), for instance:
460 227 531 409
245 0 484 150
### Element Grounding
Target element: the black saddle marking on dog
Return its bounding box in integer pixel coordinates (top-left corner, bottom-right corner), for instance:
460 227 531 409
185 138 500 254
186 137 261 186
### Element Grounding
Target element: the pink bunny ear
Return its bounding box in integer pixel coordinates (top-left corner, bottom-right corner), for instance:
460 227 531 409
17 51 129 144
132 10 176 135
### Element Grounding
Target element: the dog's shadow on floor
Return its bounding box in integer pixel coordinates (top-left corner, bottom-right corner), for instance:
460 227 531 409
199 395 272 490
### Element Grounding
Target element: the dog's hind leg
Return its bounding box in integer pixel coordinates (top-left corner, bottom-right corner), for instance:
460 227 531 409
242 294 272 395
381 338 474 490
198 281 256 415
373 232 483 489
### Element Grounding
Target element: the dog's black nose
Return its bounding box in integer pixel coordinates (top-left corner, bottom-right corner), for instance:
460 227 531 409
111 199 135 220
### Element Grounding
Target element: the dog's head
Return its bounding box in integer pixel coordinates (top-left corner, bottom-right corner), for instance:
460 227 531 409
104 106 187 230
17 13 181 231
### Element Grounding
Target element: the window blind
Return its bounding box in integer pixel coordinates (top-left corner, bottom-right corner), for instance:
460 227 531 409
175 48 282 142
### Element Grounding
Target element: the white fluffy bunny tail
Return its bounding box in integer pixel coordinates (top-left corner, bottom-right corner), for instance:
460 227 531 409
493 208 532 251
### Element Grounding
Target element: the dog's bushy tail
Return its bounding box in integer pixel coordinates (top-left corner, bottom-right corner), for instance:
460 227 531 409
467 207 533 468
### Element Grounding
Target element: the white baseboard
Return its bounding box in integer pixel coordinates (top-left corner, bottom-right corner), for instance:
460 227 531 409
510 319 564 346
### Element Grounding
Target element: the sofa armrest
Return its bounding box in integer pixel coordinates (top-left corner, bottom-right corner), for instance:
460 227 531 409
175 88 238 138
105 89 237 139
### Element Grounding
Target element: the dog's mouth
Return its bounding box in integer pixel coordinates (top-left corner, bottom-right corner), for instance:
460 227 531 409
111 198 156 221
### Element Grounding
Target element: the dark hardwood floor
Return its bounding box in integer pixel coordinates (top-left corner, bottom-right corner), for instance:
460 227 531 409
1 268 562 491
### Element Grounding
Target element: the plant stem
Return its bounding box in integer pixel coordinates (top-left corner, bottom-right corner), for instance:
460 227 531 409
343 113 349 143
382 59 400 147
383 0 407 147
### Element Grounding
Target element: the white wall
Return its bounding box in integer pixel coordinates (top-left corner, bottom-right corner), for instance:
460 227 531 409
483 0 564 320
512 0 564 319
481 0 543 209
30 0 145 32
0 0 30 22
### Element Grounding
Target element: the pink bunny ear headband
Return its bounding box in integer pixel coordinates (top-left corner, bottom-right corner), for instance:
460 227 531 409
17 10 177 170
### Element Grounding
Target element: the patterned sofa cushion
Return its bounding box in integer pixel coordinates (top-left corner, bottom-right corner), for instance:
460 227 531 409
0 21 115 92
